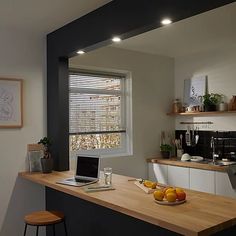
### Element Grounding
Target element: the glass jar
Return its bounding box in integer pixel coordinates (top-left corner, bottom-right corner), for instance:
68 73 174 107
172 99 182 113
229 96 236 111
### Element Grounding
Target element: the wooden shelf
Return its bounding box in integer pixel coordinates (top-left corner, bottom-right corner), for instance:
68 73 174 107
167 110 236 116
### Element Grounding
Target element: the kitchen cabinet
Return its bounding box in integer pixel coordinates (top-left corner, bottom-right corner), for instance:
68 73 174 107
215 171 236 198
168 165 190 188
148 162 236 198
190 168 215 194
148 163 168 185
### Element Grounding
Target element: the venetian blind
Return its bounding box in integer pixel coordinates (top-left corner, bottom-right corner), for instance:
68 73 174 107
69 70 126 135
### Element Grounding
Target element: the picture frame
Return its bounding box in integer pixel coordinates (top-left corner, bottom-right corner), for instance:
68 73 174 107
0 78 23 128
183 75 207 107
28 150 44 172
27 144 44 172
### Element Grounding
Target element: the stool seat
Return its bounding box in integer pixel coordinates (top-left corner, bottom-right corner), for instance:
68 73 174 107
24 211 64 226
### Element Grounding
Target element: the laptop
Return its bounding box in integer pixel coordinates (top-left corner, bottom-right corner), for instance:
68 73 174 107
57 155 100 187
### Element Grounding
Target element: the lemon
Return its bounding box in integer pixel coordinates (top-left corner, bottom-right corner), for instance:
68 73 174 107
143 180 152 187
143 180 157 189
153 190 164 201
151 182 157 189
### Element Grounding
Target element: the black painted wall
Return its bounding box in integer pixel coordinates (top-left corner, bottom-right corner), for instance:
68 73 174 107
47 0 236 170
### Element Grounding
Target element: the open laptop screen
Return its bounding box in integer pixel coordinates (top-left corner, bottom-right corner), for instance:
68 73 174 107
76 156 99 179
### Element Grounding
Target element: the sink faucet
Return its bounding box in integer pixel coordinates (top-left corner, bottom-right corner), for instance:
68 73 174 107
211 137 219 164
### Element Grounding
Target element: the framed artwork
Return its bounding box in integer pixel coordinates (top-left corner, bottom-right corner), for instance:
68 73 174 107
0 78 23 128
28 150 43 172
183 75 207 107
27 144 44 172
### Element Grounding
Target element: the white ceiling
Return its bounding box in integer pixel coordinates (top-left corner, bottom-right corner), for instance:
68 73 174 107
0 0 111 34
113 2 236 58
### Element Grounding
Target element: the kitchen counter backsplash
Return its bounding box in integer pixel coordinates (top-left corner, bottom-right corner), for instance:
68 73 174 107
175 130 236 160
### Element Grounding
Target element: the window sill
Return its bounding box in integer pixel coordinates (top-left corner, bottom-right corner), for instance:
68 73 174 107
100 152 133 158
70 150 133 159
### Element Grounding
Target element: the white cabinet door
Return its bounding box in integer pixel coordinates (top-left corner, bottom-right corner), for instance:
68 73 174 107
167 165 189 189
148 163 168 185
216 171 236 198
190 169 215 194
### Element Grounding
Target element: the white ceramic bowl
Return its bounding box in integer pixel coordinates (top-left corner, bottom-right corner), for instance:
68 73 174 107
190 156 204 162
181 153 191 161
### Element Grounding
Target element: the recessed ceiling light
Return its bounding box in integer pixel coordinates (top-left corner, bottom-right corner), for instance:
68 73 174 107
77 50 85 55
112 37 121 43
161 18 172 25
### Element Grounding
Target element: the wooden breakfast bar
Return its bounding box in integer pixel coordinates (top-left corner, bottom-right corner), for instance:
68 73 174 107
19 171 236 236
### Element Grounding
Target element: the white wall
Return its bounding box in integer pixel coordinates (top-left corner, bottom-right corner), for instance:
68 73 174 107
0 28 46 236
70 47 175 178
174 46 236 131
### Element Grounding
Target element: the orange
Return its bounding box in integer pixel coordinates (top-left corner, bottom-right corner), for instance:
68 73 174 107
153 190 164 201
162 187 168 194
165 188 176 196
176 187 184 193
176 191 186 201
166 192 177 202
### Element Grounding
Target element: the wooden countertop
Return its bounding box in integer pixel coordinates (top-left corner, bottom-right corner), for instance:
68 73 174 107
147 158 228 172
19 171 236 236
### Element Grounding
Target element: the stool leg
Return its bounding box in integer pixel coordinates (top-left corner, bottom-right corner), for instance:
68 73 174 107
36 226 39 236
23 223 28 236
63 220 68 236
53 224 55 236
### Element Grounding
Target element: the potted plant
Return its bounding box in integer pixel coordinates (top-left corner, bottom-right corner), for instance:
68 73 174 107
203 93 222 112
38 137 53 173
160 144 172 159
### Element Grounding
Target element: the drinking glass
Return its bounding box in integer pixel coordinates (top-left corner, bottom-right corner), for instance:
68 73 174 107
104 167 112 186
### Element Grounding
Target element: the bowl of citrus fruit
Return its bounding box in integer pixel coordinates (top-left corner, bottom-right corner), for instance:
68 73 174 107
153 187 186 205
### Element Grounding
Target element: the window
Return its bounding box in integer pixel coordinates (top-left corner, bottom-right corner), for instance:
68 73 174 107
69 69 132 157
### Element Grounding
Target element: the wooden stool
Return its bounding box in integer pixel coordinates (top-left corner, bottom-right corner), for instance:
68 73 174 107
23 211 67 236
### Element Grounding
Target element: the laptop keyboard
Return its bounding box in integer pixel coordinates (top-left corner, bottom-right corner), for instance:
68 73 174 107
67 178 92 183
